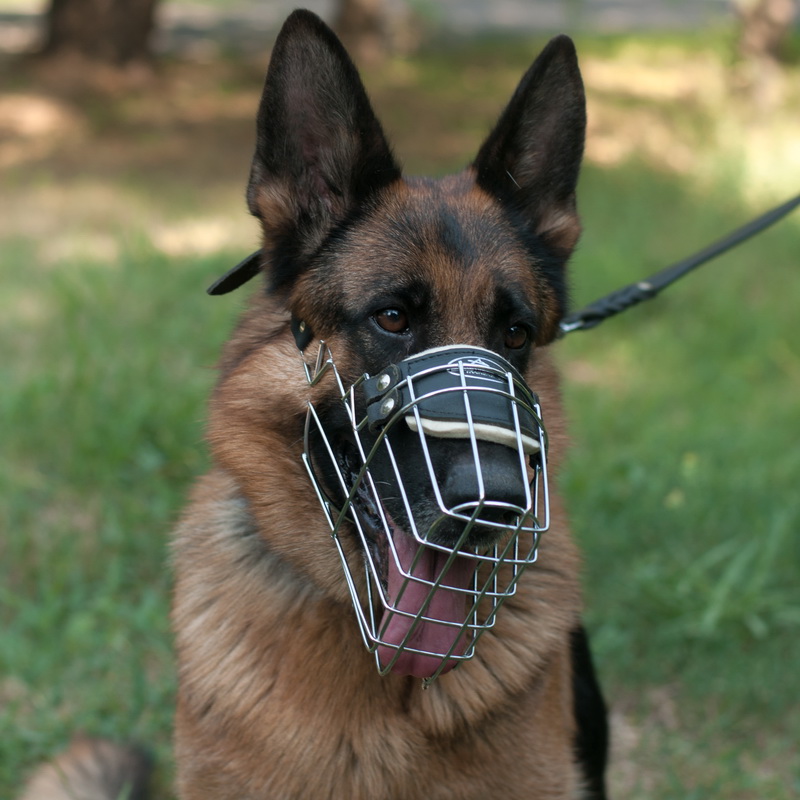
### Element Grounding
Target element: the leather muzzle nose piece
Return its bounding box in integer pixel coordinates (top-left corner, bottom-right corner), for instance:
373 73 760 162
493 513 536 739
362 346 542 454
441 443 529 518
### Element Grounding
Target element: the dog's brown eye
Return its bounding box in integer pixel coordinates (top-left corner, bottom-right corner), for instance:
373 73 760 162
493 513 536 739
504 324 528 350
374 308 409 334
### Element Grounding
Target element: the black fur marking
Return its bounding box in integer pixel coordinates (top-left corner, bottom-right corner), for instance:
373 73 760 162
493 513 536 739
335 278 432 368
431 204 481 269
500 203 572 332
491 283 538 365
571 625 609 800
279 202 374 305
349 277 432 323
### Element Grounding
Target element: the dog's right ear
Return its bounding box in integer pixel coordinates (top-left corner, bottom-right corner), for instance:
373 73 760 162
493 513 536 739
247 10 400 294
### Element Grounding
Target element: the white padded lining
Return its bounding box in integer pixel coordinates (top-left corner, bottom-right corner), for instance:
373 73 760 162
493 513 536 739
406 415 540 455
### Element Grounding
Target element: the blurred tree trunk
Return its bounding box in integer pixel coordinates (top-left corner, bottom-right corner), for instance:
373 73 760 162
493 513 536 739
333 0 390 65
733 0 797 106
735 0 797 62
41 0 160 66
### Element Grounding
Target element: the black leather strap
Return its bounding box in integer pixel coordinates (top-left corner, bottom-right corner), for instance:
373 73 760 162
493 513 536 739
362 346 540 443
560 192 800 334
206 250 262 295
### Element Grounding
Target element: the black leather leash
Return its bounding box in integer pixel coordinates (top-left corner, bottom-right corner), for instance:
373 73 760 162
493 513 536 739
559 192 800 335
207 192 800 339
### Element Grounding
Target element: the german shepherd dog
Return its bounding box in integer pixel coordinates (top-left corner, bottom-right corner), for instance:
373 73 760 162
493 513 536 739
22 9 608 800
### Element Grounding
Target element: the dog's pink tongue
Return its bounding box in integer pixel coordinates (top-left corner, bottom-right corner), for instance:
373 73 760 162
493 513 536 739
377 530 475 678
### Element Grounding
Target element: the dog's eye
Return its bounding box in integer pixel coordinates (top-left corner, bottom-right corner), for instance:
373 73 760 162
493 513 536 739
504 324 529 350
374 308 409 334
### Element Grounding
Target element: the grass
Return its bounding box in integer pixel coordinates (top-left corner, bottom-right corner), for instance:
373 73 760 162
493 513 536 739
2 28 800 799
563 163 800 796
1 241 242 795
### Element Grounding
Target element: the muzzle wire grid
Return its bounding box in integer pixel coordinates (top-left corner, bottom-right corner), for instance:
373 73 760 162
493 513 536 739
300 342 550 686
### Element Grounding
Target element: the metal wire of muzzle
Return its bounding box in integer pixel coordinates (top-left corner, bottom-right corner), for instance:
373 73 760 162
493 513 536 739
300 342 550 686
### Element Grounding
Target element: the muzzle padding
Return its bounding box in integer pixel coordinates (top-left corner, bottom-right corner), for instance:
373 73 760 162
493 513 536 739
362 346 541 454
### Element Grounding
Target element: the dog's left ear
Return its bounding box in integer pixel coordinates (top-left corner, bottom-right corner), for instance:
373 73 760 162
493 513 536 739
473 35 586 256
247 10 400 294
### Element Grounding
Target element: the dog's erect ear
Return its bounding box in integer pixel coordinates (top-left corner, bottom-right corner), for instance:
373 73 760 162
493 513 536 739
473 35 585 256
247 10 400 293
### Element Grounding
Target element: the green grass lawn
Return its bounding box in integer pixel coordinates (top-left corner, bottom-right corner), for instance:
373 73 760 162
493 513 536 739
2 30 799 798
563 163 800 795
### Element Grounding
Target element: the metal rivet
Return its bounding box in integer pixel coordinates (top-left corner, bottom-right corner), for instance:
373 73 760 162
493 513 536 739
376 373 391 391
380 397 396 416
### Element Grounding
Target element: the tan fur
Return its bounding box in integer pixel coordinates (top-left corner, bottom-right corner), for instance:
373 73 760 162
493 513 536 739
19 737 151 800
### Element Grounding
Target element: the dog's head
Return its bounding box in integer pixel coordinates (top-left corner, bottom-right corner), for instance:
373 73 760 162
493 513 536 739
236 10 585 681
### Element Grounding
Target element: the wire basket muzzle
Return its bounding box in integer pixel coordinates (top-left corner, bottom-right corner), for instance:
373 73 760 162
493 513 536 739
302 344 550 684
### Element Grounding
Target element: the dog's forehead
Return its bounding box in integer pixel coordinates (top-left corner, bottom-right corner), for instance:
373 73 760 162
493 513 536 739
333 174 538 301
